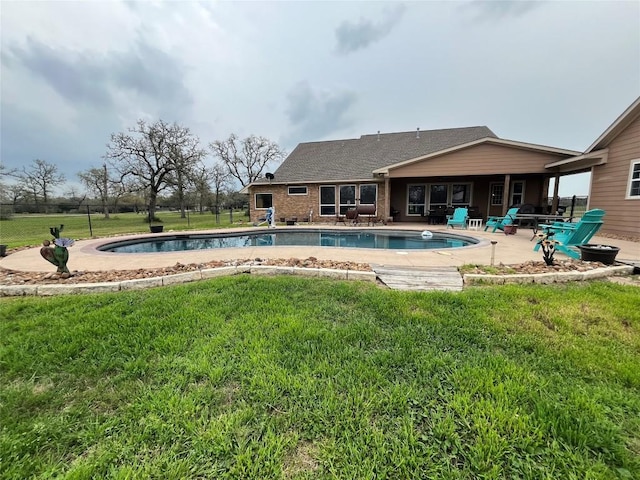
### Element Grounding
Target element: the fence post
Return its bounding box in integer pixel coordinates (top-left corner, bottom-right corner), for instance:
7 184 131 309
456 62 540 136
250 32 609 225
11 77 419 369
87 204 93 237
229 208 233 224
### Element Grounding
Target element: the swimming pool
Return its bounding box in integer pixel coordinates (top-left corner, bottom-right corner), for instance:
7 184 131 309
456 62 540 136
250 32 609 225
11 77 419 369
99 229 479 253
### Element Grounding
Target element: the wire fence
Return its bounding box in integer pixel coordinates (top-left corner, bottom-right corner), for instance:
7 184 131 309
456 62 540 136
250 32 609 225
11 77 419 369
0 204 250 248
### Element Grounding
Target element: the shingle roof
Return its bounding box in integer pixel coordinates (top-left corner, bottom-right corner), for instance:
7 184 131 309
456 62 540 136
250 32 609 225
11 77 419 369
264 126 497 184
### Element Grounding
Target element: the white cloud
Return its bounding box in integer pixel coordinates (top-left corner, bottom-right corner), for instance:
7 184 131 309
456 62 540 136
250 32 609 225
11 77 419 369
1 0 638 197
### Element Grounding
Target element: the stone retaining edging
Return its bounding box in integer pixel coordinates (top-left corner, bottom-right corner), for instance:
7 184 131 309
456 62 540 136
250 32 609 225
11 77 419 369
0 266 377 297
463 265 634 285
1 265 634 297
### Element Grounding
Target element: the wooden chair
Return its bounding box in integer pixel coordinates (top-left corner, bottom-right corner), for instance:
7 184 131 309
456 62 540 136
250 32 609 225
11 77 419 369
446 207 469 229
533 209 605 259
484 207 520 233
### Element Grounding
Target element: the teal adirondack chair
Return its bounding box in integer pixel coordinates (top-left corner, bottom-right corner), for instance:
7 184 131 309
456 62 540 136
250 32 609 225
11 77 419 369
446 207 469 229
484 207 520 233
533 209 605 259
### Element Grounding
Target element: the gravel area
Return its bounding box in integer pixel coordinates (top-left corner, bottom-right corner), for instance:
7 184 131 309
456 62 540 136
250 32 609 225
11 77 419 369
0 257 372 285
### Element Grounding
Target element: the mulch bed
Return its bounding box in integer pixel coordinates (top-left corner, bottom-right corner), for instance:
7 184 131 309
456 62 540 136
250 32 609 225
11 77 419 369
0 257 372 285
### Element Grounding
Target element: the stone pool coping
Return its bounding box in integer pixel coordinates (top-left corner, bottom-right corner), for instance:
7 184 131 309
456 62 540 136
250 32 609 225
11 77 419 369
0 264 634 297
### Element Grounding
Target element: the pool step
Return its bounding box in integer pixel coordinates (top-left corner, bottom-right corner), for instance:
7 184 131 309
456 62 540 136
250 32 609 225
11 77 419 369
372 265 463 292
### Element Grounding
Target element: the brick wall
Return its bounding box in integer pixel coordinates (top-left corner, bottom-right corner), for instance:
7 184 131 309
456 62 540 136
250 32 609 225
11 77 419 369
250 183 387 223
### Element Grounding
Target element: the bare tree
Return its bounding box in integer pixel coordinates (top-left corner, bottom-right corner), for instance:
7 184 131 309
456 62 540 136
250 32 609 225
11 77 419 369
209 134 285 187
19 159 66 209
209 162 231 210
78 164 112 218
6 184 26 206
190 165 214 214
0 164 18 178
106 119 199 222
64 186 87 210
166 136 206 218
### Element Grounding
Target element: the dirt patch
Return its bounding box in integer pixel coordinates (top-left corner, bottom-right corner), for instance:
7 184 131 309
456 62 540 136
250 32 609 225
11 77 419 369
283 441 320 478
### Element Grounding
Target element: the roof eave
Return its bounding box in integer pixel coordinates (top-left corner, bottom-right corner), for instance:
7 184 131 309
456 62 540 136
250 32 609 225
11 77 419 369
373 137 580 173
545 149 609 173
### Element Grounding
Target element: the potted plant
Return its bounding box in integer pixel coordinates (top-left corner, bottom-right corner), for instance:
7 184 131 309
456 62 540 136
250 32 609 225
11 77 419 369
503 224 517 235
149 224 164 233
577 244 620 265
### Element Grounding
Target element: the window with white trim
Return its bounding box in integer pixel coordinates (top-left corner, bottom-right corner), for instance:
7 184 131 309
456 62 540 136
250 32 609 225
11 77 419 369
359 184 377 205
510 181 525 206
490 184 504 206
288 186 307 195
320 185 336 215
255 193 272 209
429 184 448 208
451 183 471 206
339 185 356 214
628 160 640 198
407 184 426 215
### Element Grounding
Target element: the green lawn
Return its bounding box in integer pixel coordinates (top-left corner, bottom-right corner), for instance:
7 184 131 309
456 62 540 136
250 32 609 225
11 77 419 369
1 277 639 479
0 210 250 248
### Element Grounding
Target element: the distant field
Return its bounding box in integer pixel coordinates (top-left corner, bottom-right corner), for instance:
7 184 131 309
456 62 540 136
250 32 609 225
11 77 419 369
0 210 250 248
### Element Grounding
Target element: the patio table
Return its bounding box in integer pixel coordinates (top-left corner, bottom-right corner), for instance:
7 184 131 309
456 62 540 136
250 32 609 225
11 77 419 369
516 214 567 240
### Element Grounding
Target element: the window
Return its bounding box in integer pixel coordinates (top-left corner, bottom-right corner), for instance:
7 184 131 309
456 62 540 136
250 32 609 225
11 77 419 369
628 160 640 199
339 185 356 214
288 186 307 195
510 181 525 206
451 184 471 206
429 184 448 206
320 185 336 216
407 185 426 215
359 184 377 205
490 184 504 206
255 193 272 209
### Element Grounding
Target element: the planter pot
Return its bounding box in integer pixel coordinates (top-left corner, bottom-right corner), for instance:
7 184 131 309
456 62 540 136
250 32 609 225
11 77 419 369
149 225 164 233
503 225 517 235
578 244 620 265
0 244 7 257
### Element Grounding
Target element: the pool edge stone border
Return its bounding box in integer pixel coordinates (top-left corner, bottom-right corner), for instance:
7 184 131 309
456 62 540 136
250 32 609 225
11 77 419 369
463 265 633 286
0 265 634 297
0 266 377 297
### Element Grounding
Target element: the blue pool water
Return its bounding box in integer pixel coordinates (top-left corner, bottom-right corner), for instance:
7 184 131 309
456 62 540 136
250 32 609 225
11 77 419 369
99 229 478 253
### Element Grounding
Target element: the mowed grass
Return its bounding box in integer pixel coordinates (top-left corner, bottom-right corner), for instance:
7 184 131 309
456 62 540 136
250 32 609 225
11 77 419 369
1 277 639 479
0 210 250 248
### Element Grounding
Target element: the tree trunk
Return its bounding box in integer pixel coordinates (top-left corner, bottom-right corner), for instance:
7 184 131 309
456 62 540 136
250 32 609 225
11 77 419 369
148 191 158 222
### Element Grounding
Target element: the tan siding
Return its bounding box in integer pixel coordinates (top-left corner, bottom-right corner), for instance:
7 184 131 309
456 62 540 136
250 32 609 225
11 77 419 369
589 114 640 237
388 144 568 177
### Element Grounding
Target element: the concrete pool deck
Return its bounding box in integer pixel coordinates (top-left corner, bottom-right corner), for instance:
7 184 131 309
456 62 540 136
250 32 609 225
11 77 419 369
2 224 639 273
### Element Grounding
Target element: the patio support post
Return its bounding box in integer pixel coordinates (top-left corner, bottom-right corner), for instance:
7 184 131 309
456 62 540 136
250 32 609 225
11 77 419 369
502 174 511 215
552 172 560 214
384 176 390 220
541 177 550 208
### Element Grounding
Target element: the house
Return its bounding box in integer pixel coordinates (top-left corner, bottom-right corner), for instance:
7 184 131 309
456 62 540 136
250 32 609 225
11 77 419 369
244 126 581 225
546 96 640 238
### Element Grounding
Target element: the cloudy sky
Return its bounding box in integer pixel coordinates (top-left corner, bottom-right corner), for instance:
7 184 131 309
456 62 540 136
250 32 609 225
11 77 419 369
2 0 639 196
